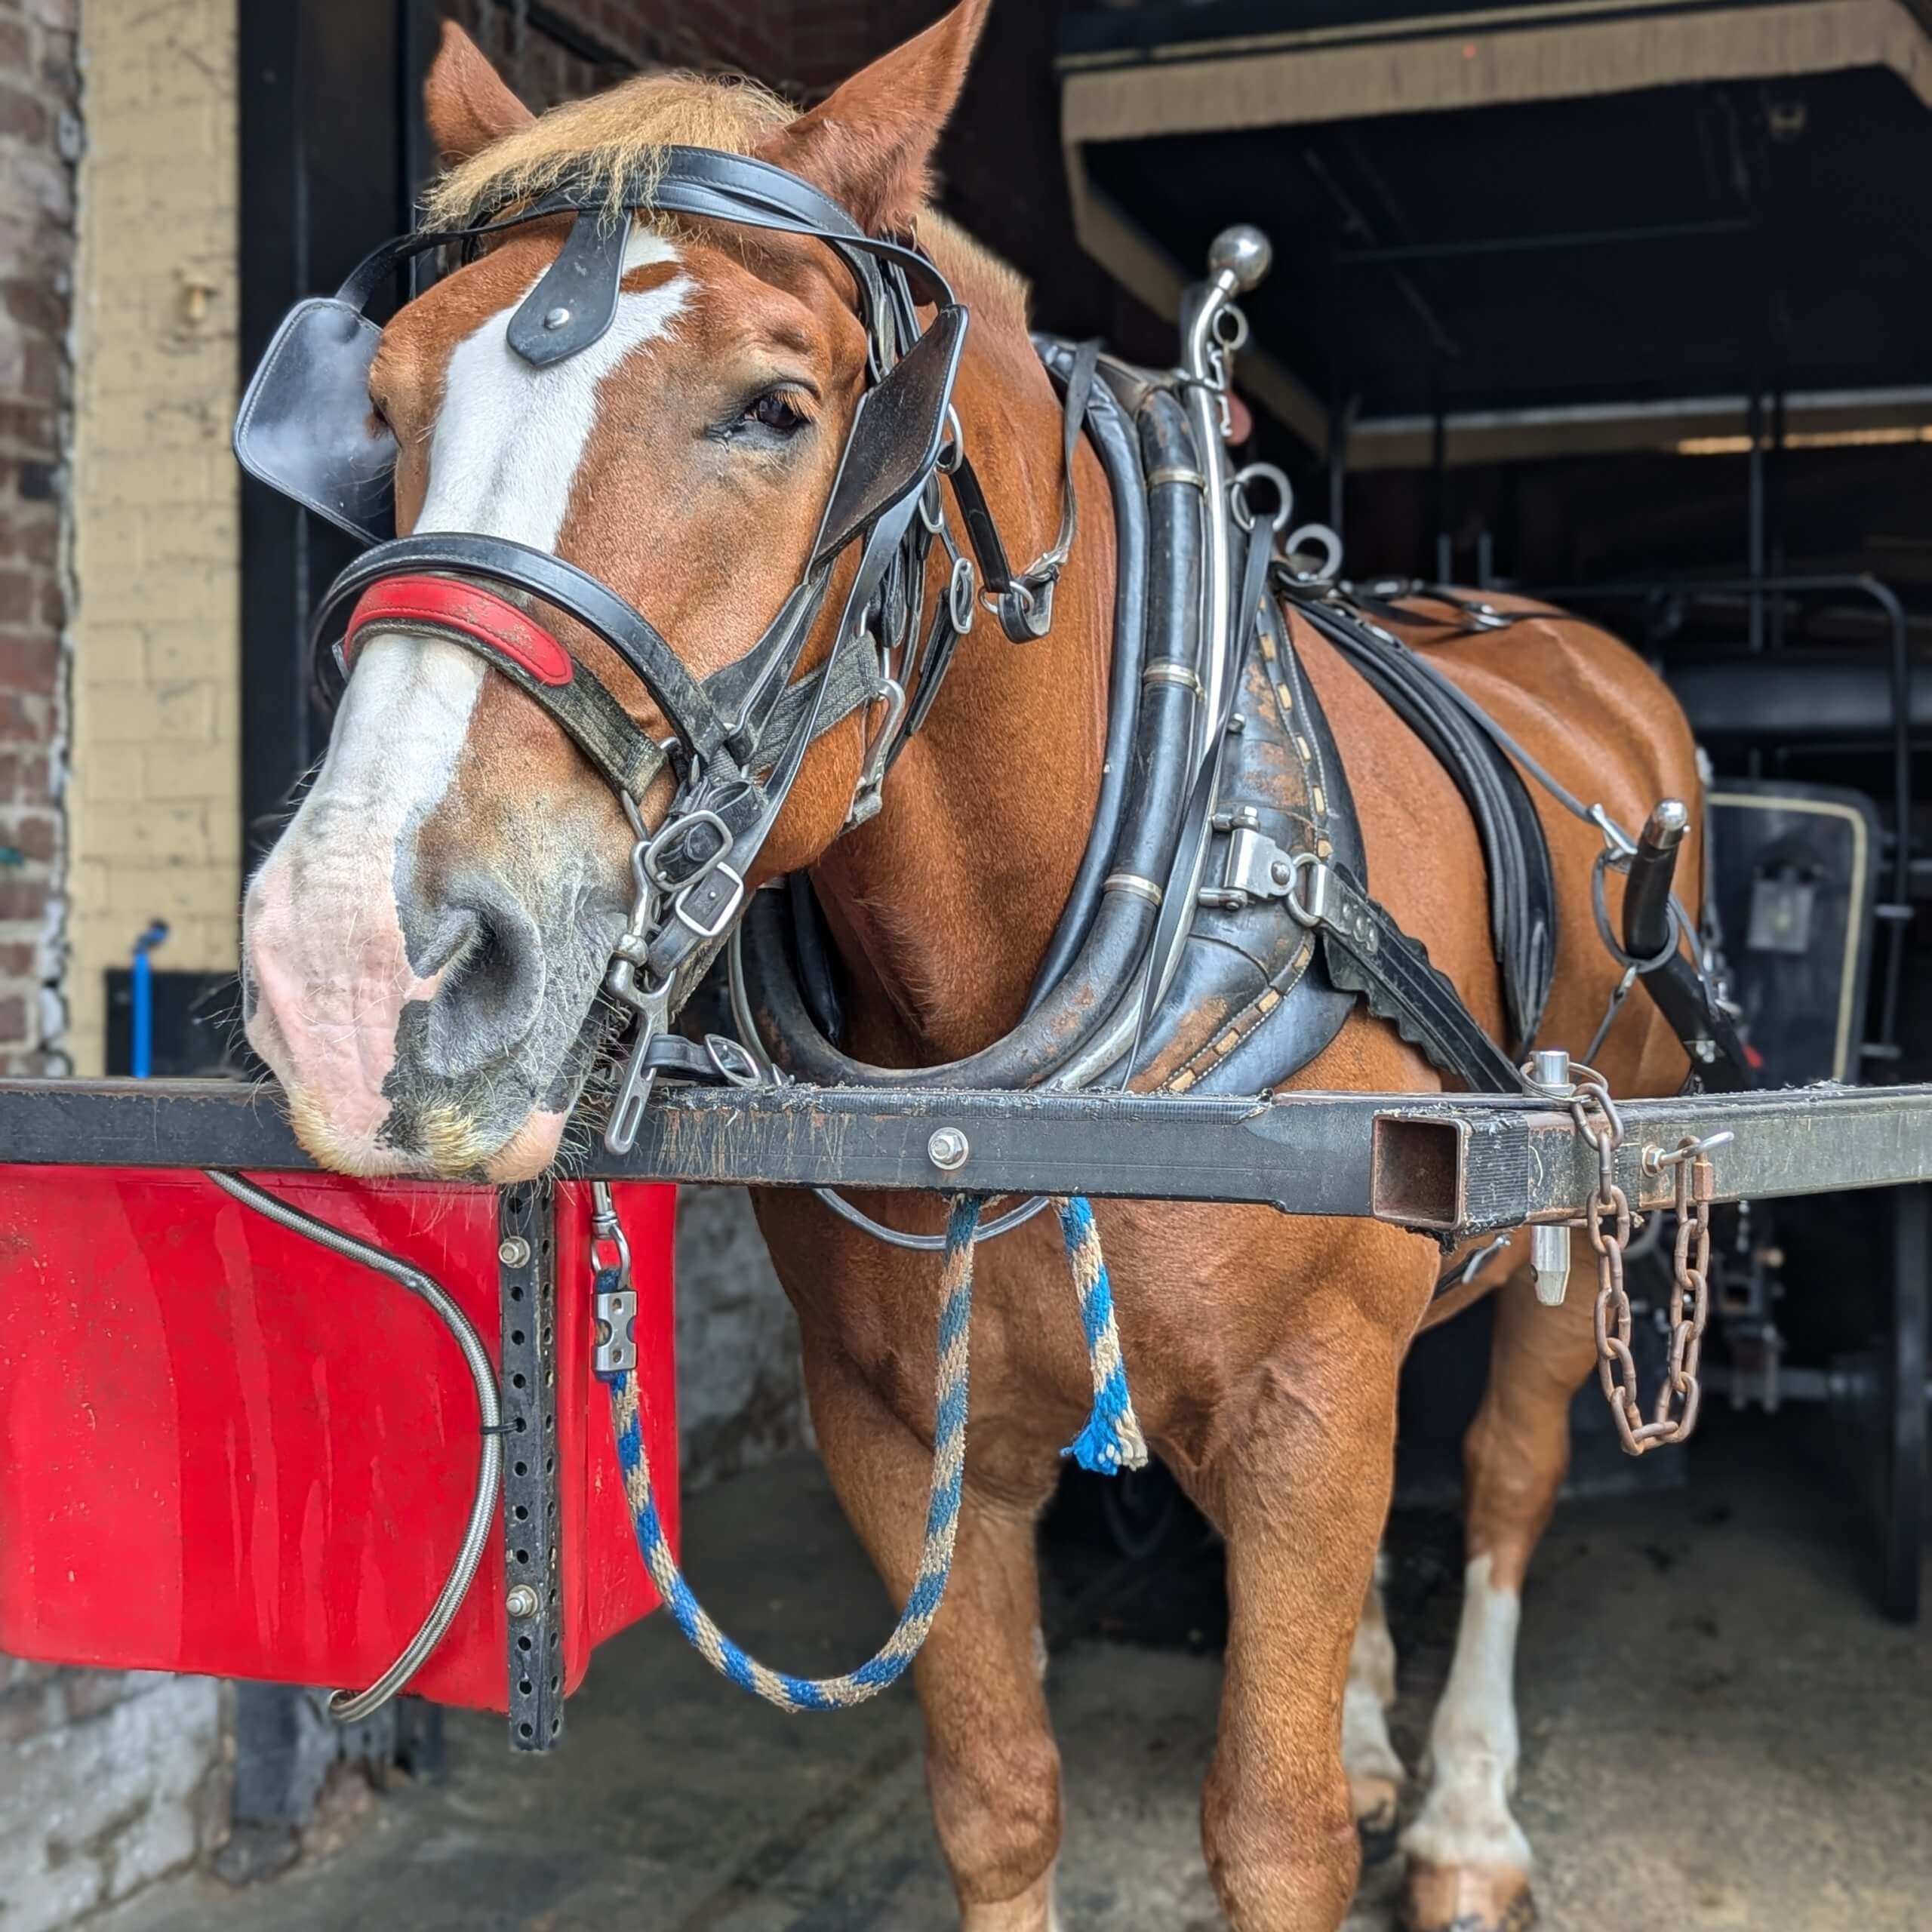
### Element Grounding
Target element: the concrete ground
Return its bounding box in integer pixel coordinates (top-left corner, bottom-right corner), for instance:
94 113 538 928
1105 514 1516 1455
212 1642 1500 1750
106 1412 1930 1932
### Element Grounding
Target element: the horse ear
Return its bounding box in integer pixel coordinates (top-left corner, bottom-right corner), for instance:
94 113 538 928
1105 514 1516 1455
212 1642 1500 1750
757 0 992 234
425 20 534 166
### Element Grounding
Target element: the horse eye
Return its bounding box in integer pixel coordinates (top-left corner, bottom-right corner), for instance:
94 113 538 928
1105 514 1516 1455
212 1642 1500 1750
743 390 806 435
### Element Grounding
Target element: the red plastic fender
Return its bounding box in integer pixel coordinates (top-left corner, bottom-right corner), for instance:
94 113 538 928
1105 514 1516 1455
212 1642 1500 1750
0 1171 678 1711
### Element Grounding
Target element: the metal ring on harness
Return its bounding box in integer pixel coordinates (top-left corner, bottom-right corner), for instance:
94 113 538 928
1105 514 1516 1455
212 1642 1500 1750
1229 462 1294 535
1278 522 1344 586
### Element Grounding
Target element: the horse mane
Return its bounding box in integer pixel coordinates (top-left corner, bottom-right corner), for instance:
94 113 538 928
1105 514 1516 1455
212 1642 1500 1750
423 69 1029 324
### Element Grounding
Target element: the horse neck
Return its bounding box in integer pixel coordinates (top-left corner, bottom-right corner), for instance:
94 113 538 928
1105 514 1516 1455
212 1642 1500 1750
808 313 1114 1067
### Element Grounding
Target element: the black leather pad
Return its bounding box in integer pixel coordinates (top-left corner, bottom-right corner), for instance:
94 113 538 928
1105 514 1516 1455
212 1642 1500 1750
508 209 631 368
233 298 396 543
812 306 967 565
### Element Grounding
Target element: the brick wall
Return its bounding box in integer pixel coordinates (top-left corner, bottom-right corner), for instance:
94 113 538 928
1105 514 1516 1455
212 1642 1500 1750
62 0 240 1078
0 9 235 1931
0 0 76 1077
0 1664 225 1932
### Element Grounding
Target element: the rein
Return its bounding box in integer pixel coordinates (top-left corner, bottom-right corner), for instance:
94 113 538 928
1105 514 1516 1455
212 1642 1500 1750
598 1189 1143 1714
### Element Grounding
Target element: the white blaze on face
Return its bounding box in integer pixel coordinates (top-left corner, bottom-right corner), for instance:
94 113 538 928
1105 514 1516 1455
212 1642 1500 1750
1401 1552 1534 1876
244 231 688 1160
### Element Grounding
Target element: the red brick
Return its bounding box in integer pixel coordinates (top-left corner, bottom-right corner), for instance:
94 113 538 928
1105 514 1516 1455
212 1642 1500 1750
17 335 60 403
0 877 46 921
0 82 45 143
0 996 26 1041
0 629 55 688
0 813 54 862
0 571 34 626
0 749 50 802
0 942 32 976
2 276 63 340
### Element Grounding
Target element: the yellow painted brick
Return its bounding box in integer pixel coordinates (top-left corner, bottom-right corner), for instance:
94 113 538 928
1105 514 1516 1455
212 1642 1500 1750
96 104 220 168
95 862 242 924
78 680 217 744
166 916 242 973
70 0 244 1070
81 805 213 866
72 620 149 679
143 740 237 802
143 506 238 564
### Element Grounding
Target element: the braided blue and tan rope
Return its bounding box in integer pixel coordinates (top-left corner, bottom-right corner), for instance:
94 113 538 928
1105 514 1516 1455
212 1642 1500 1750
603 1191 1141 1713
1054 1195 1147 1475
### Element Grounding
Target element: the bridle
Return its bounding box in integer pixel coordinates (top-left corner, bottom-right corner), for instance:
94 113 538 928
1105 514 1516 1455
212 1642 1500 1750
235 146 1080 1151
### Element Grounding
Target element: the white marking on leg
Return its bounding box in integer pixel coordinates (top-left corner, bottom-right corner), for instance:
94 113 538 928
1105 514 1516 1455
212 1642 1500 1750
958 1866 1060 1932
1343 1552 1407 1806
1401 1552 1533 1874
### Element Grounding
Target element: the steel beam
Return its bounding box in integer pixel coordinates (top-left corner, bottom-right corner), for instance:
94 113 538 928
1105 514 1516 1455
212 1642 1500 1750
6 1078 1932 1238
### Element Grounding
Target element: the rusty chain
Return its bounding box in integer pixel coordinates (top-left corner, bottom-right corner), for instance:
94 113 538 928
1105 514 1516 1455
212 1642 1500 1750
1571 1072 1715 1455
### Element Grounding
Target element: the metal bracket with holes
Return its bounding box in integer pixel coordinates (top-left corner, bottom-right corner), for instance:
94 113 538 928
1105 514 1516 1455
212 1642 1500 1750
498 1183 565 1753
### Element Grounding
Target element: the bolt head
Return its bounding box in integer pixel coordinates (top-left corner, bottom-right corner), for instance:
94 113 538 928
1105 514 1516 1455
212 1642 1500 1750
1208 224 1272 293
506 1584 540 1621
927 1128 970 1172
543 306 572 331
498 1236 532 1269
1270 859 1291 885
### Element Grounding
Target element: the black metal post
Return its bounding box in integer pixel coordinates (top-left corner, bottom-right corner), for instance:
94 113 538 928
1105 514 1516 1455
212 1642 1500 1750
1746 392 1765 654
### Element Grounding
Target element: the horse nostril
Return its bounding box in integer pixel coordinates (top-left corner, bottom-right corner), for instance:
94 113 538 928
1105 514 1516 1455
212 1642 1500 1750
412 878 547 1076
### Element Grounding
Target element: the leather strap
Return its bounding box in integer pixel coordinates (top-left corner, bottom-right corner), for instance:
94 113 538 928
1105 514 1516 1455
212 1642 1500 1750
346 577 572 685
1291 590 1557 1053
341 580 669 801
315 533 732 770
1307 863 1524 1092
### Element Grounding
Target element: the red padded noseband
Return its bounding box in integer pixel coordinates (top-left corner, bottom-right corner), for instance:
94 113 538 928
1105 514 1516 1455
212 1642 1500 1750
344 576 574 687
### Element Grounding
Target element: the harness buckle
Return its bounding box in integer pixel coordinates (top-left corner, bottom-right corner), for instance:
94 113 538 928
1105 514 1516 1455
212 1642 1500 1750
1197 810 1310 912
673 863 746 941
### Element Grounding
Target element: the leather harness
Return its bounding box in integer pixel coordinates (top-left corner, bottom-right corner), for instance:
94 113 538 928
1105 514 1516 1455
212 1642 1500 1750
234 142 1751 1190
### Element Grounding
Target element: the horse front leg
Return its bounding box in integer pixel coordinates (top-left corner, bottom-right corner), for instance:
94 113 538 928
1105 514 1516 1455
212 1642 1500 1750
798 1324 1065 1932
1194 1302 1406 1932
1402 1251 1596 1932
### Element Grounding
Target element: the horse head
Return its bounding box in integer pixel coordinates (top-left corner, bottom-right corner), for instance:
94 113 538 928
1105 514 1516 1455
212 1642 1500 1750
242 3 996 1180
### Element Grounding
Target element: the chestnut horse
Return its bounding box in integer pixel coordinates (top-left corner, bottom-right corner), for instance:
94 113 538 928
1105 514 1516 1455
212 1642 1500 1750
240 10 1698 1928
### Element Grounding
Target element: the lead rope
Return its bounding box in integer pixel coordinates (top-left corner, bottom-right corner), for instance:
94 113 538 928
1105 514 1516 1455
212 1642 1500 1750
596 1188 1143 1713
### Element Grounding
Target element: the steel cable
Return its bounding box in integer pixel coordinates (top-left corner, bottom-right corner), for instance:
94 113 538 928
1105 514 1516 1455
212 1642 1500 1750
207 1171 502 1722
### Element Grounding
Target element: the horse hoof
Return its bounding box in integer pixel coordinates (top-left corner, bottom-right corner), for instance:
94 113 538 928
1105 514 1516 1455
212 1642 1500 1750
1351 1775 1402 1868
1401 1860 1535 1932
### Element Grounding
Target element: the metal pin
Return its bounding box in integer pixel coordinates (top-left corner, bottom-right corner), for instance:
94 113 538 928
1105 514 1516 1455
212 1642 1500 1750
497 1236 531 1269
1525 1048 1576 1306
505 1585 540 1621
543 306 571 331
